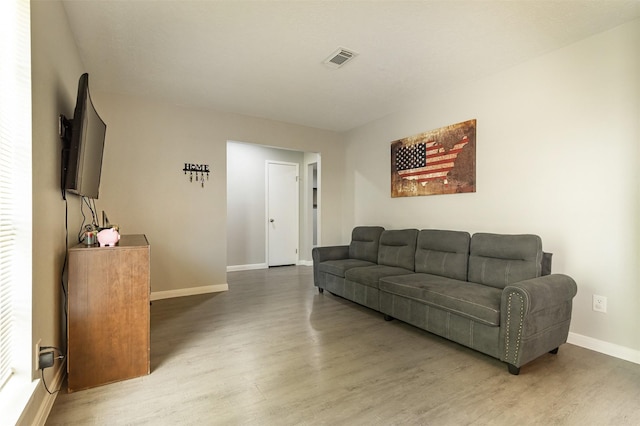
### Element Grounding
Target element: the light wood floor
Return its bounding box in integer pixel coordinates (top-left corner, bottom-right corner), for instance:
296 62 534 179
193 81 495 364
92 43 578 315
46 266 640 425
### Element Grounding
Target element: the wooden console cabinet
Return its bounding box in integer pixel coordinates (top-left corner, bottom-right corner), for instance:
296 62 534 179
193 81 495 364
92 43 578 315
67 234 150 392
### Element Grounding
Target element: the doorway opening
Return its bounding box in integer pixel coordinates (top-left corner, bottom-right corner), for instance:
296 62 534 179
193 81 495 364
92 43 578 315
226 141 320 272
308 162 318 248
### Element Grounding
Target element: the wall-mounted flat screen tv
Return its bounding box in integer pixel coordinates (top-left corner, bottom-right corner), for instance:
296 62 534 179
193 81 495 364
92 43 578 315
61 73 106 199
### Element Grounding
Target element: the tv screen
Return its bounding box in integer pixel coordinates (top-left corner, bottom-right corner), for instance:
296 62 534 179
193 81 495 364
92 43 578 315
62 73 106 199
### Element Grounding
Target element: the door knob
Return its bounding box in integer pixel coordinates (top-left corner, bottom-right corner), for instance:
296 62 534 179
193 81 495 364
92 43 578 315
270 219 274 223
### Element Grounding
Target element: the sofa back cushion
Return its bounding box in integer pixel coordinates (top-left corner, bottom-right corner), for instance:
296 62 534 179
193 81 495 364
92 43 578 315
349 226 385 263
468 233 543 289
377 229 419 270
415 230 470 280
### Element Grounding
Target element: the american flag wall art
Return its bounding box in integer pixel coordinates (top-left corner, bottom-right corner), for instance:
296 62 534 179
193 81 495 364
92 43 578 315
391 119 476 197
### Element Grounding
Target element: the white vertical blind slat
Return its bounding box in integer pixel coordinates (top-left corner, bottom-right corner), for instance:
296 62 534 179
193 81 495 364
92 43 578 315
0 0 32 392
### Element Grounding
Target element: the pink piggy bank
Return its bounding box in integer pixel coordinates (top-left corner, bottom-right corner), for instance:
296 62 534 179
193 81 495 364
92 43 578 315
97 228 120 247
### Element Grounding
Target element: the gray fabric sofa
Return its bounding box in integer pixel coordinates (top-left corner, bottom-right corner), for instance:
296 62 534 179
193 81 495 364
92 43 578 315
312 226 577 375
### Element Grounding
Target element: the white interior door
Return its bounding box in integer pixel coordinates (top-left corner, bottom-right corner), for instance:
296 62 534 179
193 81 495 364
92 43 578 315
267 162 299 266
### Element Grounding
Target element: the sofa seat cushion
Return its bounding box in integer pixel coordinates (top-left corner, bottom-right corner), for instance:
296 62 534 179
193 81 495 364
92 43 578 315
345 265 414 289
379 274 502 326
319 259 376 278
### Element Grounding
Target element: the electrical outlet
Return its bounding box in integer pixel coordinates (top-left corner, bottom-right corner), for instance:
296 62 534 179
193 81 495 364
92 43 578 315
593 295 607 313
39 351 55 370
35 339 42 370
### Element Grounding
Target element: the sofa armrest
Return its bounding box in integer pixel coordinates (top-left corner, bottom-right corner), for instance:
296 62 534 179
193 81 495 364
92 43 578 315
542 251 552 276
312 245 350 287
312 245 350 263
503 274 577 315
500 274 577 368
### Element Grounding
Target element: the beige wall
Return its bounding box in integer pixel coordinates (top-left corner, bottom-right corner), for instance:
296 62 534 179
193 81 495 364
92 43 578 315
343 19 640 359
93 92 345 294
28 0 86 423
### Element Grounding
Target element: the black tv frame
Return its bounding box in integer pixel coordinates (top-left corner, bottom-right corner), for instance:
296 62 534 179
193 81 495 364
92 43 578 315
59 73 106 200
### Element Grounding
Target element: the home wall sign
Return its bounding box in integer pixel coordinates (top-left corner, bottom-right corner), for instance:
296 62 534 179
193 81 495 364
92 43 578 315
183 163 210 188
390 119 476 197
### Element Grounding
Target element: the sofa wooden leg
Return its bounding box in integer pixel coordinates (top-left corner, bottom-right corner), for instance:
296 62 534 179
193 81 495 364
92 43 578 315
384 314 394 321
549 347 559 354
318 288 324 294
507 364 520 375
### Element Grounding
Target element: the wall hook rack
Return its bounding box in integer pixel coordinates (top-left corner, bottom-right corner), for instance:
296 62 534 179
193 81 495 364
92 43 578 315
183 163 210 188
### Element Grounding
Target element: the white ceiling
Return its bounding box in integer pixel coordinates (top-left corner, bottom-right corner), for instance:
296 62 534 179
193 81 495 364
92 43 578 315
61 0 640 132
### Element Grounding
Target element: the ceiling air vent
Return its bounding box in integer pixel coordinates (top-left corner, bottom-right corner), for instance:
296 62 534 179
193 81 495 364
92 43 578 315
323 47 358 69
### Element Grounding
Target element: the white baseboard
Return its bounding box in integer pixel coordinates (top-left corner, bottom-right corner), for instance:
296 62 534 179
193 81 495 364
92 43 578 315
568 332 640 365
227 263 268 272
227 262 313 271
25 362 66 426
151 284 229 301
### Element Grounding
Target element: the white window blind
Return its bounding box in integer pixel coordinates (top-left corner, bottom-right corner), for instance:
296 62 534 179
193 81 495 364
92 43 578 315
0 0 32 394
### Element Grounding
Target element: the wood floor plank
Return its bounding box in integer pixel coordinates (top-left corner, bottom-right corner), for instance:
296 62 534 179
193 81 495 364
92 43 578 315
45 266 640 425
